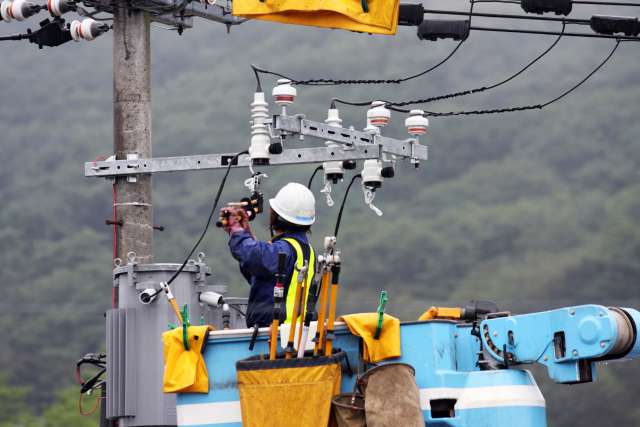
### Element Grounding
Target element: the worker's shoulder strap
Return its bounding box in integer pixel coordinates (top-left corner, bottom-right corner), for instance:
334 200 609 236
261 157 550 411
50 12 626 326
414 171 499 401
279 236 315 324
280 237 315 269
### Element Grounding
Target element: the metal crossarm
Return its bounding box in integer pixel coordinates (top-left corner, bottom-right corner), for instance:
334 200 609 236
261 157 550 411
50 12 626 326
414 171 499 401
85 146 394 178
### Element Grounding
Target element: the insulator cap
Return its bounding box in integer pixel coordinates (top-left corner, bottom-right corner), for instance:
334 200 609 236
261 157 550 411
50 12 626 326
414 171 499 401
70 18 109 41
405 109 429 135
367 101 390 127
2 0 39 21
361 159 383 188
272 78 296 105
0 1 12 22
325 107 342 126
47 0 73 16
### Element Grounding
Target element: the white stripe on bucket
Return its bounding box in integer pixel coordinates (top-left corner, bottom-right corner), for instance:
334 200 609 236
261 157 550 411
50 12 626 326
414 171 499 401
419 385 546 410
176 385 545 425
177 400 242 425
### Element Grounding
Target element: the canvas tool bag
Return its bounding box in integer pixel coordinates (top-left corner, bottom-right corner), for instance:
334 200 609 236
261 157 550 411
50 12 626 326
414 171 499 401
236 352 345 427
357 363 424 427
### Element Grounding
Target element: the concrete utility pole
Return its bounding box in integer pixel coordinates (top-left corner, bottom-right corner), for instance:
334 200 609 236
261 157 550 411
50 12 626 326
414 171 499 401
113 6 153 266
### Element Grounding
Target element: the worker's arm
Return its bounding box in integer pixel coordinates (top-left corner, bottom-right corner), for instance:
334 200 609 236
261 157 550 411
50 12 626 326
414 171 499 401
228 231 292 277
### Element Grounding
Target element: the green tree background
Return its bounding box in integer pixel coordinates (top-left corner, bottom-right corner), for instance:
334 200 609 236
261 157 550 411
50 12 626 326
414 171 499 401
0 3 639 425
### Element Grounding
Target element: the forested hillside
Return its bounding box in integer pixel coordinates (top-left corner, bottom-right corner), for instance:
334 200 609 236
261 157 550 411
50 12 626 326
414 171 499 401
1 4 639 425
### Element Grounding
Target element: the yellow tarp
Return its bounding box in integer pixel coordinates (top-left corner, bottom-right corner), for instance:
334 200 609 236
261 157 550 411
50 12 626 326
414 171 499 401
237 355 342 427
162 325 211 393
233 0 400 35
340 313 401 363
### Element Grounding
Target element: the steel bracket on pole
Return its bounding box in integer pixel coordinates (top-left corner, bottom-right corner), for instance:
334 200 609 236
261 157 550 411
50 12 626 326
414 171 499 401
86 115 427 179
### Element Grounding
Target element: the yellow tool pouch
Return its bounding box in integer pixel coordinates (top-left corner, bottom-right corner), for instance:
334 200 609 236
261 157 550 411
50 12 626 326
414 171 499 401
232 0 400 35
236 352 345 427
162 325 211 393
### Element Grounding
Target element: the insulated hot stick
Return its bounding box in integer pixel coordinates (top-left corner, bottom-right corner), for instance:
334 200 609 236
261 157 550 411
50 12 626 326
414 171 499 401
285 260 308 359
297 271 320 358
323 262 341 356
313 256 332 356
269 252 287 360
295 265 309 354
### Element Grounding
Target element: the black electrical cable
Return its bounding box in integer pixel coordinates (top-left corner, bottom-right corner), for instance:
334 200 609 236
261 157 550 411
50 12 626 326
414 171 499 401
422 8 587 24
470 25 639 40
250 0 476 88
152 150 248 297
386 22 565 108
307 166 324 189
0 33 31 41
334 174 362 239
574 0 640 6
539 39 621 107
389 39 621 116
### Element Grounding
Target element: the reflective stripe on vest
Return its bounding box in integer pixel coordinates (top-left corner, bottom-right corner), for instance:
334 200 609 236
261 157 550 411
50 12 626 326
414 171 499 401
282 237 315 324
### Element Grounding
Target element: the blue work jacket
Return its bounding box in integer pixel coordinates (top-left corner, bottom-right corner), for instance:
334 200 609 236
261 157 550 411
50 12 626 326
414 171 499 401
228 230 312 327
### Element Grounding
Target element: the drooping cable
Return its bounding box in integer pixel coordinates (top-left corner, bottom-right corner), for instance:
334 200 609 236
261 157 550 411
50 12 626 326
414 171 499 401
386 22 565 108
250 0 476 88
307 165 324 189
152 150 249 297
334 174 362 239
389 39 621 116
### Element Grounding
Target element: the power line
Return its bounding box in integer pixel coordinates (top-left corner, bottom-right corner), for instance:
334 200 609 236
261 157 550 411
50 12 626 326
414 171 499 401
470 25 639 39
251 0 477 87
388 39 621 116
378 22 566 108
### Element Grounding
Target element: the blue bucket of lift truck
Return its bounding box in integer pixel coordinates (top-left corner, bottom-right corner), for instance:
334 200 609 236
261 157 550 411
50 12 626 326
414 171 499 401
176 321 546 427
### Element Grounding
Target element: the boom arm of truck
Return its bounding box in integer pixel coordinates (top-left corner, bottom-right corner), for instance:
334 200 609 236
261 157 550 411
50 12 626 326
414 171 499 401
480 305 640 384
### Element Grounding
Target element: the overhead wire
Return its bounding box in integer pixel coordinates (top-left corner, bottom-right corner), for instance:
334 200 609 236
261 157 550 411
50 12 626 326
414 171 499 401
250 0 476 87
388 38 622 116
383 22 566 108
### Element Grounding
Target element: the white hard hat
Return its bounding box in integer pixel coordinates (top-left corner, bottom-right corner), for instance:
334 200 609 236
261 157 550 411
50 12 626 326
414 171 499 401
269 182 316 226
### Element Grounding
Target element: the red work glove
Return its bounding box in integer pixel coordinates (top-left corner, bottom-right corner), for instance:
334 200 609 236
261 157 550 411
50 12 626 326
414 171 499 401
221 208 251 235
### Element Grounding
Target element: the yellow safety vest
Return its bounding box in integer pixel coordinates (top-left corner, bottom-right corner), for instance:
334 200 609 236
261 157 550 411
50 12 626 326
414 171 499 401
282 237 315 324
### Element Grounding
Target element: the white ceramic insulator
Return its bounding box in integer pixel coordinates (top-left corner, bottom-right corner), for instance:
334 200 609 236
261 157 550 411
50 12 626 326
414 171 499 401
70 19 82 41
1 0 12 22
272 78 296 106
7 0 27 21
47 0 69 16
323 108 344 179
367 101 390 128
249 92 271 162
405 109 429 135
361 159 383 188
70 18 104 41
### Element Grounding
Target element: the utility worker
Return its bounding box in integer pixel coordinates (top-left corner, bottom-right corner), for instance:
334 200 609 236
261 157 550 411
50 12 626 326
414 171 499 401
221 182 316 328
